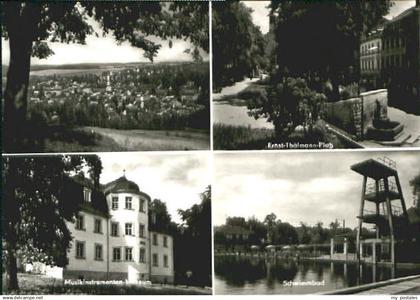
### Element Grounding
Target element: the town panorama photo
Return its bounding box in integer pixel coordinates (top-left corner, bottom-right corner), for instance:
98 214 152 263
1 1 210 153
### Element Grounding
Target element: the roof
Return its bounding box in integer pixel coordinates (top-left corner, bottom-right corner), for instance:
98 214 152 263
387 6 418 24
70 174 151 217
103 175 141 195
69 175 109 218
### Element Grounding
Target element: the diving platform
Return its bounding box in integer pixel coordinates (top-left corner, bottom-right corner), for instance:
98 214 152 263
351 156 409 266
351 158 397 180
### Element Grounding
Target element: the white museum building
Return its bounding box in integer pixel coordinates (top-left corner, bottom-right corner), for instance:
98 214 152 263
30 174 174 284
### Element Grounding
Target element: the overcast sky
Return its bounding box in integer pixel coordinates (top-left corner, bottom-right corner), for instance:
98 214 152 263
1 8 208 66
243 1 271 35
98 152 210 224
243 0 416 35
213 150 419 229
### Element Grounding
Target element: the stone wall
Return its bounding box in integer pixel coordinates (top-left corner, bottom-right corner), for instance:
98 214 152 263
360 89 388 135
323 89 388 139
324 97 362 138
63 269 128 281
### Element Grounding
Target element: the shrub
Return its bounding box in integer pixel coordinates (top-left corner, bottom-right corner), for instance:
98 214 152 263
247 77 326 138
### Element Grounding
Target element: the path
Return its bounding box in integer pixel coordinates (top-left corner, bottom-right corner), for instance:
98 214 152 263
213 77 259 101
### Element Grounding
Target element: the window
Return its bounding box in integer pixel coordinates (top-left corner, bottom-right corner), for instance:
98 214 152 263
139 248 146 263
112 197 118 210
152 253 158 267
94 218 102 234
139 224 145 238
113 248 121 261
153 233 158 246
76 241 85 259
111 222 119 237
95 244 103 260
125 197 132 210
164 255 168 268
76 214 84 230
140 199 145 212
83 188 91 203
163 236 168 248
125 247 133 261
125 223 133 236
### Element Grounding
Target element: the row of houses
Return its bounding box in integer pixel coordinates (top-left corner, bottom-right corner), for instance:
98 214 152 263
360 2 420 113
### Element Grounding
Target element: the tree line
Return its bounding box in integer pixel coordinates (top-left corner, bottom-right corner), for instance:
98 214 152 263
215 214 356 249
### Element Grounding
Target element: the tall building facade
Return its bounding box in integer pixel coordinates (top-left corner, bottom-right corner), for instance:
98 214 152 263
359 4 420 113
64 175 174 284
382 4 420 113
360 24 385 90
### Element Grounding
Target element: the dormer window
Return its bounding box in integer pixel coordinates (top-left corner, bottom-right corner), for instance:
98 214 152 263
83 188 91 203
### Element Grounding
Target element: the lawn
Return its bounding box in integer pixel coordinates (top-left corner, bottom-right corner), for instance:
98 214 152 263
213 124 275 150
78 126 210 151
2 273 211 295
5 125 210 153
213 122 348 150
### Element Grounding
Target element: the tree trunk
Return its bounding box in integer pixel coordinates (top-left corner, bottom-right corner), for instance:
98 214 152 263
3 32 33 153
4 158 20 291
6 241 19 291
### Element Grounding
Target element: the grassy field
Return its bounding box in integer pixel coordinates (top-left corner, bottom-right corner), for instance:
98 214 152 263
41 127 126 153
34 126 209 152
2 273 211 295
213 122 347 150
79 126 210 151
213 123 275 150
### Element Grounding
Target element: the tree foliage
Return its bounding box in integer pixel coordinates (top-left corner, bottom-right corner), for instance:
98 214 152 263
2 155 103 291
216 214 356 250
148 199 175 234
212 1 267 91
147 186 212 287
269 0 392 100
176 185 212 287
248 77 327 138
410 173 420 209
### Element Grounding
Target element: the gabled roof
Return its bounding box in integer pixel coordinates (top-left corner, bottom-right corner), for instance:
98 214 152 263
70 174 109 218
